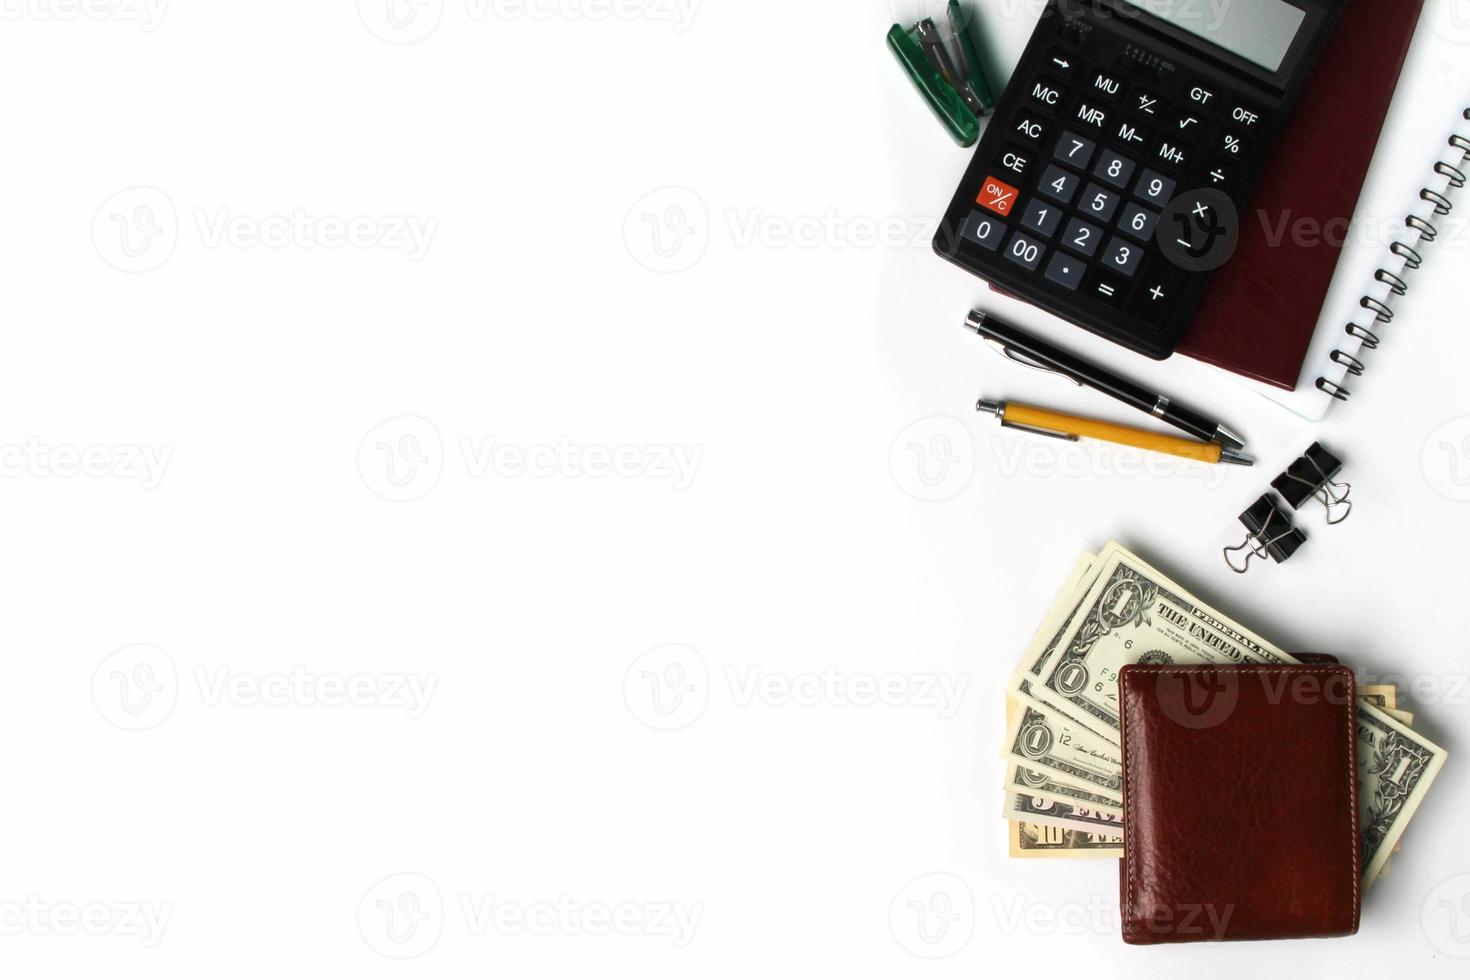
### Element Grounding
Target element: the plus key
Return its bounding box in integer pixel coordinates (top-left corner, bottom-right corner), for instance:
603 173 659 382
976 175 1021 218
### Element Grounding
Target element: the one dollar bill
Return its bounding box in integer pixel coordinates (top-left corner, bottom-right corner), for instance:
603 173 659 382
1009 819 1122 859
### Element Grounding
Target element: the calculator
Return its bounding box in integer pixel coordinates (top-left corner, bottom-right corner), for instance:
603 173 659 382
934 0 1344 359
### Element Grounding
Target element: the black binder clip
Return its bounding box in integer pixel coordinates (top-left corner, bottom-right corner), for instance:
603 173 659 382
1271 443 1352 525
1223 495 1308 574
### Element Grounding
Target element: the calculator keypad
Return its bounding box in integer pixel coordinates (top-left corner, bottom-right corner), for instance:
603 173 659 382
1020 199 1063 238
1061 216 1102 257
940 2 1289 358
1079 184 1120 222
1044 252 1085 290
1037 164 1080 205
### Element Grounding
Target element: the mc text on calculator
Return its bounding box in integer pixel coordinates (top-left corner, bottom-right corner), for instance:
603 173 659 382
934 0 1344 359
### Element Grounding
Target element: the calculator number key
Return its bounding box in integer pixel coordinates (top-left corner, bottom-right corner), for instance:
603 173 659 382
1079 183 1120 222
1092 149 1136 190
961 211 1006 251
1054 130 1097 168
1020 199 1063 238
1117 201 1160 242
1037 164 1080 205
1101 237 1143 276
1060 216 1103 257
1003 231 1047 271
1134 169 1177 207
977 175 1021 217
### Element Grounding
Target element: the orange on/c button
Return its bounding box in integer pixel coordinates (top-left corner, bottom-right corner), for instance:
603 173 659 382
977 176 1021 217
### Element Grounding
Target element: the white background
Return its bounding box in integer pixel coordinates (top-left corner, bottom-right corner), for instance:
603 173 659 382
2 0 1469 976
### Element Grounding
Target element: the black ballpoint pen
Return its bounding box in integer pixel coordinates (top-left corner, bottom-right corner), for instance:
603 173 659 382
962 310 1247 450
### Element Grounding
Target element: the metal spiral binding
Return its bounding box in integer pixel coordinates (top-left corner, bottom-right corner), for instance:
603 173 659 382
1330 350 1365 376
1375 269 1408 296
1316 107 1469 400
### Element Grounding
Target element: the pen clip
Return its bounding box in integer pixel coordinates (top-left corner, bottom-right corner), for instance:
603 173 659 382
1001 420 1079 442
983 339 1084 387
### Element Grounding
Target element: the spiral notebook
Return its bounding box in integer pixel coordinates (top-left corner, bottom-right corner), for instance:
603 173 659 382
1223 8 1470 420
1299 107 1470 406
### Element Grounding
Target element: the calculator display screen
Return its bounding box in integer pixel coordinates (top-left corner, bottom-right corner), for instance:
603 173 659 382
1119 0 1307 72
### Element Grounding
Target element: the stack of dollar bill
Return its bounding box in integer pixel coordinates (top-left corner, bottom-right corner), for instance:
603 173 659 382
1003 543 1446 886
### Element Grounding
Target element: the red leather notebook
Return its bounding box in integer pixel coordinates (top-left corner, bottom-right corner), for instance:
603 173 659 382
1176 0 1425 389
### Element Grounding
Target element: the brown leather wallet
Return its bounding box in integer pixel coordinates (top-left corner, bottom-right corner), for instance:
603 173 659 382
1119 663 1360 944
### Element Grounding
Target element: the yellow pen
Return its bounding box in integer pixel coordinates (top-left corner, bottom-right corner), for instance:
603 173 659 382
976 398 1255 466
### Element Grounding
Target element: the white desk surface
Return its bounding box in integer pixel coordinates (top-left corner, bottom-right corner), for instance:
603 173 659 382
2 1 1467 976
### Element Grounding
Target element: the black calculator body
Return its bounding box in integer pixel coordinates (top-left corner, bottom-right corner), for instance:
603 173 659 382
934 0 1345 359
